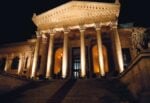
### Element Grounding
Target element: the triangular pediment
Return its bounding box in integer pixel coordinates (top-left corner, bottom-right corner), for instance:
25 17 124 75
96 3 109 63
32 1 120 30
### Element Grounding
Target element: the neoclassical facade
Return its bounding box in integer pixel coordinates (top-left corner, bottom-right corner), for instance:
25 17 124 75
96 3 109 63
0 0 142 79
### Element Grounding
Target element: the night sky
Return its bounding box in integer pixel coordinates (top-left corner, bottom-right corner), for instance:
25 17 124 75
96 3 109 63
0 0 149 44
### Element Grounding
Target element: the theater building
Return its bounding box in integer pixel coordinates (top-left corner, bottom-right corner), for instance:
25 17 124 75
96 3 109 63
0 0 148 79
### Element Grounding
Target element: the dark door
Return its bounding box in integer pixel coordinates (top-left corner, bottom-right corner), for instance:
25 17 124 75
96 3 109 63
72 47 80 79
72 58 80 79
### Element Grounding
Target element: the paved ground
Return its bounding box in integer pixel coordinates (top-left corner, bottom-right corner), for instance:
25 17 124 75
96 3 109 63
0 74 134 103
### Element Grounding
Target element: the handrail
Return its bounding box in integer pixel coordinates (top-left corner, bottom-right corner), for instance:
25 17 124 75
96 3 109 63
119 49 150 78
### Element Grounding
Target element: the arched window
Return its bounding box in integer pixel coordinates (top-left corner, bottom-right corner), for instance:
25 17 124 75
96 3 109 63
0 58 6 71
53 48 63 78
92 44 109 77
11 56 19 70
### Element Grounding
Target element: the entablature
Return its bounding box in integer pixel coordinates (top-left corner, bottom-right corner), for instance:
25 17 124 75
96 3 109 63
32 1 120 30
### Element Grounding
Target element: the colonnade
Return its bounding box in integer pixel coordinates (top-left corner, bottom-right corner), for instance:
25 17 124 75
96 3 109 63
1 52 32 77
30 22 124 79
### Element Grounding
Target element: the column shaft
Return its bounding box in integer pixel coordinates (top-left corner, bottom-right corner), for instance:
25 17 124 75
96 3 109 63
112 26 124 73
80 29 86 77
62 31 68 78
26 55 32 78
30 33 41 78
96 28 105 76
18 55 23 75
4 56 12 72
39 35 48 76
46 34 54 78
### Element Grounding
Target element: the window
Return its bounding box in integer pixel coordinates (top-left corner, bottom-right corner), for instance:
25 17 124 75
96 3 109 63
0 58 6 71
122 48 131 68
11 57 19 70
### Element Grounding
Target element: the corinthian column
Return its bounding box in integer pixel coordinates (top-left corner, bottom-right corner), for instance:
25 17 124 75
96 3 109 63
30 31 41 78
39 33 48 77
80 27 86 78
112 23 124 73
46 32 54 78
96 25 105 76
62 29 69 78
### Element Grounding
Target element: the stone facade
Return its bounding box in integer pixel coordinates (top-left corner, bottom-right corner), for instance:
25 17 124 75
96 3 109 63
0 27 140 79
0 1 149 80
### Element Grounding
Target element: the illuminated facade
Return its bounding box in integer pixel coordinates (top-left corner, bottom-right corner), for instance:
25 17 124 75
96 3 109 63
0 0 147 79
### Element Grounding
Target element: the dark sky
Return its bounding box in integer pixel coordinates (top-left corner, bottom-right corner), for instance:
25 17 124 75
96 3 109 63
0 0 149 44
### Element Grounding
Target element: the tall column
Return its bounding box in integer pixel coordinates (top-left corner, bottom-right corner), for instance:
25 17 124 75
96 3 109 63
39 34 48 76
4 55 12 72
18 54 23 75
62 29 69 78
27 52 33 78
30 32 41 78
112 23 124 73
96 26 105 76
46 32 54 78
80 28 86 78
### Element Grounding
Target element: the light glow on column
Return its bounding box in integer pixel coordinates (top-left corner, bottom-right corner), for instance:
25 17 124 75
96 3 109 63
62 31 68 78
30 34 41 78
18 55 23 75
80 29 86 77
46 34 54 78
114 27 124 73
96 28 105 76
4 56 10 72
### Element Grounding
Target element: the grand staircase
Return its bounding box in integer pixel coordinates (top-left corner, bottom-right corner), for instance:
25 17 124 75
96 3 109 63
61 79 134 103
0 74 135 103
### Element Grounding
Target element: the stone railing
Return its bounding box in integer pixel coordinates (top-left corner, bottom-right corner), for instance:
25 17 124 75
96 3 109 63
119 49 150 102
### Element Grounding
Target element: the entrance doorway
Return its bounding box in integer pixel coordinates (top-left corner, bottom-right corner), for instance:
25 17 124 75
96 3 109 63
72 47 80 79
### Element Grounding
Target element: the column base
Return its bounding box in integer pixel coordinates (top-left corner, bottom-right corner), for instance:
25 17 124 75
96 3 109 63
45 76 52 80
80 76 87 79
31 77 39 80
96 75 106 79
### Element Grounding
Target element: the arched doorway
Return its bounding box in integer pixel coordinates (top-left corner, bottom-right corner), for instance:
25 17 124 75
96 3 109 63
92 44 109 77
0 58 6 72
53 48 63 78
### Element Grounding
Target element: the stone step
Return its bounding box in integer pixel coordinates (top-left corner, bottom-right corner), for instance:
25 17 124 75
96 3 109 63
1 79 67 103
62 79 132 103
47 79 76 103
0 76 135 103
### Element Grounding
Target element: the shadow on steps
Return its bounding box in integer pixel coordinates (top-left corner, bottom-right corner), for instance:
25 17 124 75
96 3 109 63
0 80 52 103
47 79 76 103
96 79 136 103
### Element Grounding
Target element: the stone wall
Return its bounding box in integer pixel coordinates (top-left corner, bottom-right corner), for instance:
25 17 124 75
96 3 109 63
0 40 35 77
119 50 150 102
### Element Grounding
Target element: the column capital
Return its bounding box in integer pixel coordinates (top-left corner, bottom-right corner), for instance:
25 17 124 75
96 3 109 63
95 23 102 31
79 25 86 32
36 31 42 38
63 27 70 34
110 21 118 29
41 33 48 38
45 29 56 36
42 34 48 44
50 33 55 37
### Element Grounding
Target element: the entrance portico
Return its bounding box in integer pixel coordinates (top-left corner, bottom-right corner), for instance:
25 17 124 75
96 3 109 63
30 0 124 79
